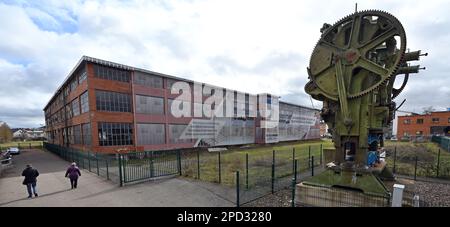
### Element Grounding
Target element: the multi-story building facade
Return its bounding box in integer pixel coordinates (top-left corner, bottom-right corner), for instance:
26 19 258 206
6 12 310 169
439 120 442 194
397 111 450 139
44 56 320 153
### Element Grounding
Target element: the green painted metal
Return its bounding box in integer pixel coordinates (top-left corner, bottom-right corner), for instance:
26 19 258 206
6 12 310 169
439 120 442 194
236 171 240 207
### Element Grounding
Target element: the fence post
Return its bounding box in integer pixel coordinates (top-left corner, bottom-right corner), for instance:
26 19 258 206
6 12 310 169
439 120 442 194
393 147 397 174
294 159 298 183
197 150 200 179
150 151 154 178
218 152 222 183
96 153 99 176
246 153 249 190
292 148 295 173
177 150 182 176
308 146 311 168
29 143 31 149
236 171 240 207
437 149 441 178
88 150 91 172
291 177 296 207
106 158 109 180
311 156 315 176
414 156 418 181
271 163 275 194
119 154 123 187
272 150 275 166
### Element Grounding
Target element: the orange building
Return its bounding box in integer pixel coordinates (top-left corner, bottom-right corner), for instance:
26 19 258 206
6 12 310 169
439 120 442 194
397 111 450 139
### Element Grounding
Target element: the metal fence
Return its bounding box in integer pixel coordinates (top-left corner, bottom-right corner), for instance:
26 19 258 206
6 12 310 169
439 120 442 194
43 143 121 184
432 136 450 152
385 145 450 180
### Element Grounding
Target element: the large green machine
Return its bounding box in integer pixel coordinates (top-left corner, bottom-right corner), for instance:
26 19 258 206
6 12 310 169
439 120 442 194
304 10 426 196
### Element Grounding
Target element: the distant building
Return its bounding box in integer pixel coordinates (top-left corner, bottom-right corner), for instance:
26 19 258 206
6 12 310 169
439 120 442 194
12 128 46 141
397 110 450 140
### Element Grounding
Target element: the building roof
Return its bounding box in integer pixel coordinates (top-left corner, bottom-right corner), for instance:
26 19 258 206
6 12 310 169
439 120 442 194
44 56 318 112
398 110 450 118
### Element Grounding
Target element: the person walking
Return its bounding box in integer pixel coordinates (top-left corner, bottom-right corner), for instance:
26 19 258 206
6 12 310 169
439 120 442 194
21 164 39 198
65 162 81 189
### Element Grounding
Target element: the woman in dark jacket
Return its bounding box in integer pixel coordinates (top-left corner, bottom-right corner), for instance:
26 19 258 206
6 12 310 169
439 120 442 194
65 162 81 189
22 164 39 198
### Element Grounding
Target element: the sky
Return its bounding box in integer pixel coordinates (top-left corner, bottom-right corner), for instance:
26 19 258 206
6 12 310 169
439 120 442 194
0 0 449 128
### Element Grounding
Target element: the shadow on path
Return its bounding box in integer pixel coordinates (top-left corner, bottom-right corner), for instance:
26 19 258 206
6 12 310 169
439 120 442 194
0 189 72 206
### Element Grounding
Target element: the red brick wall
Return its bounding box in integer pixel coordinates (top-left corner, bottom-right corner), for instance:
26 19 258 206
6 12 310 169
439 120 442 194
397 111 450 137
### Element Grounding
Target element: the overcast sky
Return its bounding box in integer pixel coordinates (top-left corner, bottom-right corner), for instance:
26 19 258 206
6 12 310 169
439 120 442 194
0 0 449 128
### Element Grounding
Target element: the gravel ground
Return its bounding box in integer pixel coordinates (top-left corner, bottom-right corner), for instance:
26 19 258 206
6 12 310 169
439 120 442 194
240 178 450 207
241 189 293 207
400 178 450 207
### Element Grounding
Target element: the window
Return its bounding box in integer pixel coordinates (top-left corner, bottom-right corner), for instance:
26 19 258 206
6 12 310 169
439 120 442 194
403 132 410 136
416 119 424 124
137 124 165 145
66 104 72 119
96 90 132 112
448 118 450 123
94 64 130 82
73 125 82 144
403 119 411 124
134 71 163 88
82 123 91 145
72 98 80 116
416 131 423 136
70 77 78 91
169 124 192 144
79 71 87 84
166 79 178 90
168 98 190 117
67 127 74 145
432 118 440 123
98 122 133 146
136 95 164 114
80 91 89 113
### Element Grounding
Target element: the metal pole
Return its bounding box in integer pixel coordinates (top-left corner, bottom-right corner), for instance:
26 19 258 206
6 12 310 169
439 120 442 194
271 163 275 194
292 148 295 173
273 150 275 166
437 149 441 178
236 171 240 207
414 156 418 181
150 152 154 178
291 177 296 207
393 147 397 174
311 156 315 176
197 150 200 179
294 159 298 183
218 152 221 183
308 145 311 168
119 154 123 187
246 153 249 190
96 153 99 176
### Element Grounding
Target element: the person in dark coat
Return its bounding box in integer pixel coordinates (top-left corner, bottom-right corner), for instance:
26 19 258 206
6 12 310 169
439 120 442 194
65 162 81 189
21 164 39 198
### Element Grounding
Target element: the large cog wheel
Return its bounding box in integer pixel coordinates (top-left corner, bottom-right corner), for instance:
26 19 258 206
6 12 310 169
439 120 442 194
306 10 406 100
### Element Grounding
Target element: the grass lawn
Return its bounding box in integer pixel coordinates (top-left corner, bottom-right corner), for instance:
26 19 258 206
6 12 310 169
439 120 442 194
0 141 44 149
180 139 333 186
384 140 450 178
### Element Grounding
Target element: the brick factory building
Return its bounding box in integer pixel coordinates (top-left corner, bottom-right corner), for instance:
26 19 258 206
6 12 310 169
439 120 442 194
44 56 321 153
397 110 450 140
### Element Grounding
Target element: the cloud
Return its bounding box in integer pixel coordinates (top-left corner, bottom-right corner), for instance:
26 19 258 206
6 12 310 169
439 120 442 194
0 0 449 128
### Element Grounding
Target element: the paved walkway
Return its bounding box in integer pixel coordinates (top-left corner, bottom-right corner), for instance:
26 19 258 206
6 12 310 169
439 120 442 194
0 149 233 207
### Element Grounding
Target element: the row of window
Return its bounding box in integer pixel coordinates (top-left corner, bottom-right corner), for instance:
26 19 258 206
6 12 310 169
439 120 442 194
98 122 133 146
62 123 92 145
403 117 450 124
96 90 132 112
94 64 130 82
136 123 193 145
46 91 89 126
